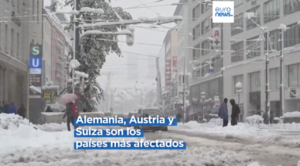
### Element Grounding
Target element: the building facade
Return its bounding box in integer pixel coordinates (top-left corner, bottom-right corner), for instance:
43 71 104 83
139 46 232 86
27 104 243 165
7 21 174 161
163 29 179 111
0 0 43 117
223 0 300 119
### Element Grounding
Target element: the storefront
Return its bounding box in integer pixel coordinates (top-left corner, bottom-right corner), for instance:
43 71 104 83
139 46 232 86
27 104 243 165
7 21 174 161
189 76 223 119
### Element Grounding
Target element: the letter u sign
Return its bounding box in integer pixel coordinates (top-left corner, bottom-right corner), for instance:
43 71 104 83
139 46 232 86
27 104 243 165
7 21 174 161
29 57 42 69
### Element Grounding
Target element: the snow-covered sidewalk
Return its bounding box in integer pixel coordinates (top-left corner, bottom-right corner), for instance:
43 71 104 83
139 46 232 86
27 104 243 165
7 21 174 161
169 120 300 147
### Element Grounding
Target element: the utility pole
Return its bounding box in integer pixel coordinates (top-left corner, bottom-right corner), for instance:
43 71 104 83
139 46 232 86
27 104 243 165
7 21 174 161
72 0 80 94
265 30 270 122
182 53 186 123
280 28 285 116
106 72 111 112
156 57 162 108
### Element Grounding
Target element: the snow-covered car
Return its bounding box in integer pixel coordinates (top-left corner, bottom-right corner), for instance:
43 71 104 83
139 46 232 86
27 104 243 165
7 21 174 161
134 108 168 132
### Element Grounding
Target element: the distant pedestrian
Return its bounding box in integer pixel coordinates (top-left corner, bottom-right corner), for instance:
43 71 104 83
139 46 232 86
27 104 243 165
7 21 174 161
270 111 274 124
0 101 4 113
218 98 229 127
8 102 17 114
63 101 79 131
176 112 182 123
17 104 26 118
2 101 9 113
230 99 240 126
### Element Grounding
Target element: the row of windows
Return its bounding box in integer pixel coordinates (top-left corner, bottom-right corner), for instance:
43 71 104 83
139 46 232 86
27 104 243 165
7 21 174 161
230 21 300 63
193 18 221 40
231 0 300 36
192 57 223 78
0 23 20 59
190 78 220 99
232 63 300 94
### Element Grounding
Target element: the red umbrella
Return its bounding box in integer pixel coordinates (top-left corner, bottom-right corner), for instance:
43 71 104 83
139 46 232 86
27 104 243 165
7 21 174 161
60 93 78 104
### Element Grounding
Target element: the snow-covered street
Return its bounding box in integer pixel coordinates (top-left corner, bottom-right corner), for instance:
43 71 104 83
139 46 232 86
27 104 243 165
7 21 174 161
1 114 300 166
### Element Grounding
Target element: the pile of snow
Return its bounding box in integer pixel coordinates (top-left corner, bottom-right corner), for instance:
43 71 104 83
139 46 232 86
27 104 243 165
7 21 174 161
170 121 300 146
0 114 37 130
245 115 263 124
208 118 223 125
0 114 139 155
282 111 300 118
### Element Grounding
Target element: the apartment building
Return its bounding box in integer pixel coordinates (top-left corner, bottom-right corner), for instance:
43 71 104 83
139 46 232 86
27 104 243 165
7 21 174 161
223 0 300 119
177 2 224 117
163 29 178 111
0 0 42 116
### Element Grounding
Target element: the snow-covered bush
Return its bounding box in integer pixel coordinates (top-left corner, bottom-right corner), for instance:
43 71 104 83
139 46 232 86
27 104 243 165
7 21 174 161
245 115 263 124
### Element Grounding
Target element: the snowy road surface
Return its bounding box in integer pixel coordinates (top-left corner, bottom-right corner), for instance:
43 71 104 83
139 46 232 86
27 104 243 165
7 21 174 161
1 115 300 166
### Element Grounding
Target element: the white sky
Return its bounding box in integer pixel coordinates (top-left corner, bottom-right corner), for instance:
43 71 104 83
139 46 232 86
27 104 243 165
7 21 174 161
44 0 177 90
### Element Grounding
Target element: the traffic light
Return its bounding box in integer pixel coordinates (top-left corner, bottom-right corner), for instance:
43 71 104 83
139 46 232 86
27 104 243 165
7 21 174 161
126 25 134 46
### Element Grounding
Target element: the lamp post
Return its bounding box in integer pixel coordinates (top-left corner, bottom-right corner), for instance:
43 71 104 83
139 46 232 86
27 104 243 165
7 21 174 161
235 82 242 122
201 92 206 122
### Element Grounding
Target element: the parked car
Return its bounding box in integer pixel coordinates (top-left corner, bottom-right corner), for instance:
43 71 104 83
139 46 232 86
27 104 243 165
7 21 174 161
134 107 168 132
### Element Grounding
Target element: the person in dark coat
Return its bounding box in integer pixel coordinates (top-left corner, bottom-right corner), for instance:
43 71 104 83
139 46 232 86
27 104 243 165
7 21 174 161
2 101 9 113
218 98 229 127
0 101 4 113
63 102 79 131
8 103 17 114
17 104 26 118
176 112 182 123
270 111 274 124
230 99 240 126
45 106 53 112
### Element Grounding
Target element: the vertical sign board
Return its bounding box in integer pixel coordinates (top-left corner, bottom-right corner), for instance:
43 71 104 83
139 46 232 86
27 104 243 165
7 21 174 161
29 45 44 124
29 45 42 97
212 28 221 50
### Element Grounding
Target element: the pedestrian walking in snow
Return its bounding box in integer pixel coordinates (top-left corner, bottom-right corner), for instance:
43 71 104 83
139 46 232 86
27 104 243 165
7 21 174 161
8 102 17 114
17 104 26 118
63 101 79 131
218 98 228 127
2 101 9 113
230 99 240 126
0 101 4 113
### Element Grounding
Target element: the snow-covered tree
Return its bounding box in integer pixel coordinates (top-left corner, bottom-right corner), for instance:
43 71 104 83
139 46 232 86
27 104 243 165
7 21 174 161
63 0 132 111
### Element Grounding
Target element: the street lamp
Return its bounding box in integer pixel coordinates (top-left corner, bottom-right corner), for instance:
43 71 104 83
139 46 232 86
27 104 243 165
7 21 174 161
201 92 206 122
235 82 242 121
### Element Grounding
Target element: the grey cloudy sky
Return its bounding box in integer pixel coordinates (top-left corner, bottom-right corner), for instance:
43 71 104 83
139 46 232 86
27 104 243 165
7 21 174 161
45 0 177 90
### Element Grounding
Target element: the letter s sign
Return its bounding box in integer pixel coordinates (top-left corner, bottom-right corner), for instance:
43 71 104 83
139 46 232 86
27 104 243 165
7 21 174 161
32 46 40 56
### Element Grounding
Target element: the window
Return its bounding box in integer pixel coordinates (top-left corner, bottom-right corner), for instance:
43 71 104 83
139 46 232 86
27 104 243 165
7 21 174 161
201 40 210 56
37 0 39 23
233 75 243 94
17 33 19 57
200 82 208 94
284 0 300 15
231 13 243 36
246 6 260 30
201 18 210 34
231 41 244 62
209 79 219 96
32 0 35 19
246 36 261 59
201 3 211 14
193 44 200 60
284 23 300 48
288 63 300 87
5 24 7 51
234 0 243 6
263 0 280 23
192 5 200 21
211 57 223 72
264 29 280 52
193 24 200 40
201 63 209 76
11 28 14 55
269 68 280 90
250 72 260 92
211 18 220 28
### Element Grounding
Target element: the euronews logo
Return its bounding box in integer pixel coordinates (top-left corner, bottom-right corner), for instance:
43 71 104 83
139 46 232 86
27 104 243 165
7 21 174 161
212 1 234 23
215 7 233 17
